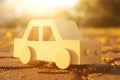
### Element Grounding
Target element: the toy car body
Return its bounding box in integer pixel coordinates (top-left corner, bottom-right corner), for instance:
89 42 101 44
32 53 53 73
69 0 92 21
14 19 101 69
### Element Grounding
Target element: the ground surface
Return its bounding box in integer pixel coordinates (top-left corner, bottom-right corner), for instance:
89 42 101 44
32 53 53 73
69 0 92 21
0 27 120 80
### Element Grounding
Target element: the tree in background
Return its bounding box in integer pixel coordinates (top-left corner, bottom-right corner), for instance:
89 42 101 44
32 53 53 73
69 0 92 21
75 0 120 27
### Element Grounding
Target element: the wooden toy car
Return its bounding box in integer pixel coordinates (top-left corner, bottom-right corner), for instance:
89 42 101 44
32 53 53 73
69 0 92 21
14 19 101 69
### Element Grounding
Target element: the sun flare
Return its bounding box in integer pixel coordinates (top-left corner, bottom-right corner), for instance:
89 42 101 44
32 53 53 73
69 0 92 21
21 0 78 15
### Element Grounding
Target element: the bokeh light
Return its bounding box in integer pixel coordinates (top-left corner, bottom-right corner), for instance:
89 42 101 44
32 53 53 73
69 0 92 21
6 0 79 16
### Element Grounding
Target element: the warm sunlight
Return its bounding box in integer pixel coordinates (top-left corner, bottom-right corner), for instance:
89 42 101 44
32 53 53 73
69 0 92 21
21 0 78 15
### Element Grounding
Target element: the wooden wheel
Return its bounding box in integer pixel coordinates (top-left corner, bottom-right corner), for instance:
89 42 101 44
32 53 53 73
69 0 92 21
19 46 32 64
55 49 71 69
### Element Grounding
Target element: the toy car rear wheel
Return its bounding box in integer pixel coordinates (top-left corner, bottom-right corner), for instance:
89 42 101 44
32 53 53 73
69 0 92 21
19 46 32 64
55 49 71 69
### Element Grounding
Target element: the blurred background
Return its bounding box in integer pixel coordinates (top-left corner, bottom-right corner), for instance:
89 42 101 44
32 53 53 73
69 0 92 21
0 0 120 28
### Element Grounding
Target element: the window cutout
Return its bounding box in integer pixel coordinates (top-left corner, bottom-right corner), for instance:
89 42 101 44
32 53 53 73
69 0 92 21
43 27 55 41
28 27 39 41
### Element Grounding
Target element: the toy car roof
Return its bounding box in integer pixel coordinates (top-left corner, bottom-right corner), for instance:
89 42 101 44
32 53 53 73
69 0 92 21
26 19 83 40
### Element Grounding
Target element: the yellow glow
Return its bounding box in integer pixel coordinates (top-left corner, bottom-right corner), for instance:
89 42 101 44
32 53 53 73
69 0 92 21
21 0 78 15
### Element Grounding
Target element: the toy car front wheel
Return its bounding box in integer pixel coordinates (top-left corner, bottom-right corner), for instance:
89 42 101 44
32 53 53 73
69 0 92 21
55 49 71 69
19 46 32 64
